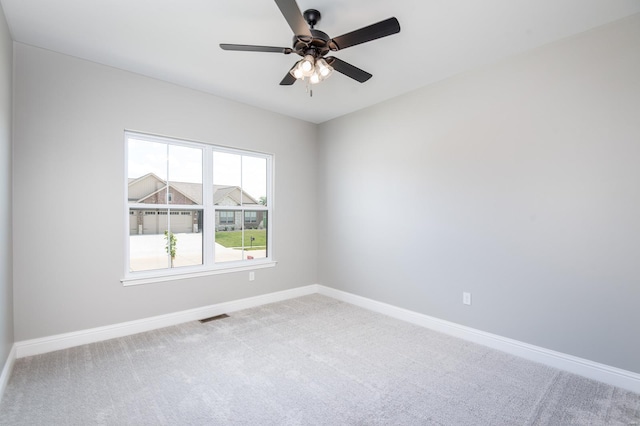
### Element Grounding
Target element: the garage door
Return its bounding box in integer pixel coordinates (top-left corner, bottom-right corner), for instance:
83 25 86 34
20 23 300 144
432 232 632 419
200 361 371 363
169 211 193 233
130 211 138 234
143 210 193 234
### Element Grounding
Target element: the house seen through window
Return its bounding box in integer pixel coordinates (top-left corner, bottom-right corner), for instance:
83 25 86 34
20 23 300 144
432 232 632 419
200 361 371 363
126 131 272 279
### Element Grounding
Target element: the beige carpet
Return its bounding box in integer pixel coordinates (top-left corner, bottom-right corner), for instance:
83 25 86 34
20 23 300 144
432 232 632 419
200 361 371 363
1 294 639 425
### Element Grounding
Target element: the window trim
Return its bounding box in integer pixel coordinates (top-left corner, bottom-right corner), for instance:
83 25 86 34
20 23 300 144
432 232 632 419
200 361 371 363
123 131 274 285
121 260 277 286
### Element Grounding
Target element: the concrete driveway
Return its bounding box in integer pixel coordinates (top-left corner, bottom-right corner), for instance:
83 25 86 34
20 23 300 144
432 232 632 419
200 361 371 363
129 233 266 272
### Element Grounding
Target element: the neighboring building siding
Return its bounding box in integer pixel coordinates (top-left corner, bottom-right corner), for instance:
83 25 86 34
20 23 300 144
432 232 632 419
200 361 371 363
215 210 242 231
141 187 196 205
129 174 262 235
128 175 165 201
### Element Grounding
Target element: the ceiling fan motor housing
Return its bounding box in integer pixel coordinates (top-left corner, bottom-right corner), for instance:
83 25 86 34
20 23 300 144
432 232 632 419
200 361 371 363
292 29 334 58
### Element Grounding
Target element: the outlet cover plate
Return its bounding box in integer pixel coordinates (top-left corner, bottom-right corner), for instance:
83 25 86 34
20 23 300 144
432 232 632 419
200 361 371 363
463 292 471 305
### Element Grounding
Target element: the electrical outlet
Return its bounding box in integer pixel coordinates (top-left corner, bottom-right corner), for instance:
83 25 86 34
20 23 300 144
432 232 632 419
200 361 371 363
249 271 255 281
463 292 471 305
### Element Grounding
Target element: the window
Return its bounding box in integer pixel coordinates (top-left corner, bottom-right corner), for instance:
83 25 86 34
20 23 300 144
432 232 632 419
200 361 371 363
245 211 257 223
219 211 235 225
125 131 273 284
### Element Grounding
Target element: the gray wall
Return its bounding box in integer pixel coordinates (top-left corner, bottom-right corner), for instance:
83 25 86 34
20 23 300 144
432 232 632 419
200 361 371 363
318 15 640 373
9 11 640 377
12 43 317 341
0 4 13 365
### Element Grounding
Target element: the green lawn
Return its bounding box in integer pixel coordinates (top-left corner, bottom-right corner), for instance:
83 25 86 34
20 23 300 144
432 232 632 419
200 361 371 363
215 229 266 250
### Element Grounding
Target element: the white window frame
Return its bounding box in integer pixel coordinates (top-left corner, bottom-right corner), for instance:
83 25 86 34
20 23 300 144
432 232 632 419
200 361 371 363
122 131 275 286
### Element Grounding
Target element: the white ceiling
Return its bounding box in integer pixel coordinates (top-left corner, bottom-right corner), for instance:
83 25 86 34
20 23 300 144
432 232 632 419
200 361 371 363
2 0 639 123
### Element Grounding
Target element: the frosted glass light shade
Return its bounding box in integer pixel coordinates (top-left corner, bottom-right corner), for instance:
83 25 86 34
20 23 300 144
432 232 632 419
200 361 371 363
300 55 315 77
316 58 333 79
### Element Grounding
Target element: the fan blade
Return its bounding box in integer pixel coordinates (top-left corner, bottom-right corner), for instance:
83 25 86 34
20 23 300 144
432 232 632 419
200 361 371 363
274 0 312 39
325 57 372 83
280 73 297 86
330 17 400 51
220 44 292 54
280 64 297 85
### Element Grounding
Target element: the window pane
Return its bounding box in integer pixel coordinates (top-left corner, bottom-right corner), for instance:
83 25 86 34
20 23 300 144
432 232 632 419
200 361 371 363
129 208 170 271
129 208 203 271
215 219 244 263
214 211 267 263
168 145 202 205
242 156 267 206
128 139 168 181
245 211 267 261
213 151 241 186
128 139 168 205
213 152 241 209
168 210 203 268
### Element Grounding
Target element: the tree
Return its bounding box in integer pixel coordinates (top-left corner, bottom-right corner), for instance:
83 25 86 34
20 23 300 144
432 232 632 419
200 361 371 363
164 230 177 267
258 197 268 229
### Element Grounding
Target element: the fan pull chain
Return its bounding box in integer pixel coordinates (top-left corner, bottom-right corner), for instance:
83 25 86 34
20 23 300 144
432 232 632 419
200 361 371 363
305 79 312 97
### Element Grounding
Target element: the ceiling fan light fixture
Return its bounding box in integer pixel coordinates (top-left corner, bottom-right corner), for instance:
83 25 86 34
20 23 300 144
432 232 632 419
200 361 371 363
309 69 322 84
300 55 315 77
316 58 333 79
290 63 305 79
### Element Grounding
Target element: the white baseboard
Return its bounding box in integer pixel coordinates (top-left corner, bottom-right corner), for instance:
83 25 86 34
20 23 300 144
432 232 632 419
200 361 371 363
316 285 640 394
0 344 16 403
15 285 319 358
10 283 640 395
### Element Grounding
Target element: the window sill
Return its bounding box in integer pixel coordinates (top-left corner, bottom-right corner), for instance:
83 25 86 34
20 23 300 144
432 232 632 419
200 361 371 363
121 260 277 286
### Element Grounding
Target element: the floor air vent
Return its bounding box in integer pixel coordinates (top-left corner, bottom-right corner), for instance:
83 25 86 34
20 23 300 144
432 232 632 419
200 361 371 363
199 314 230 323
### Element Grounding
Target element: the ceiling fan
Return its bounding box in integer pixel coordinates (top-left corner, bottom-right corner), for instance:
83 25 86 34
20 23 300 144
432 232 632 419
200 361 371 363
220 0 400 88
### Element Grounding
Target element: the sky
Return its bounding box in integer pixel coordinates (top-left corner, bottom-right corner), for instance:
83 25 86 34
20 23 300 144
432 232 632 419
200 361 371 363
128 138 267 201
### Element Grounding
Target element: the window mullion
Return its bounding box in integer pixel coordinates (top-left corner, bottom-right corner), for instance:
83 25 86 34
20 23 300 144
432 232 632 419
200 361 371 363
203 146 214 266
266 156 273 260
240 156 244 259
165 144 172 268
